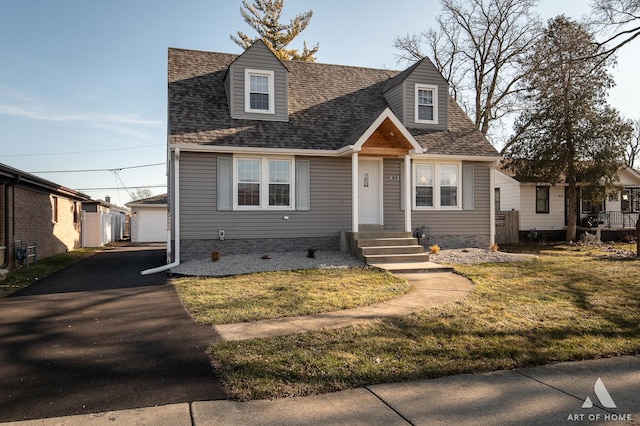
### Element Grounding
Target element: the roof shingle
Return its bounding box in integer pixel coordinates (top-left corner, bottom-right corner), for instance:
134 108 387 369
168 48 499 158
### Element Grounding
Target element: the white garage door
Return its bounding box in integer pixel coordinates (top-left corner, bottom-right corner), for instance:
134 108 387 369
137 208 167 243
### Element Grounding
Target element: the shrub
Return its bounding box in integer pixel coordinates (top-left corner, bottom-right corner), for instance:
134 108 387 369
307 248 316 259
429 244 440 254
211 251 221 262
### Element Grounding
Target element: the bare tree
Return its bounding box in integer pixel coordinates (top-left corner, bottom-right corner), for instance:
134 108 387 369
590 0 640 61
624 119 640 168
393 0 541 138
131 188 153 201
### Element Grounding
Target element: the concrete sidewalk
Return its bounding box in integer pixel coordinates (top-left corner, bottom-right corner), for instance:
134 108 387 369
5 355 639 425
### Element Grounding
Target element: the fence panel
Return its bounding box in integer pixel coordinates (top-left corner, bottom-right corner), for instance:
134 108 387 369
495 211 519 244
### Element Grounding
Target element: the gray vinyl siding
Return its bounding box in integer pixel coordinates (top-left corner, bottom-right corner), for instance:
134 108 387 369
404 61 449 131
225 43 289 122
384 160 491 235
383 159 405 231
179 152 351 240
383 84 405 123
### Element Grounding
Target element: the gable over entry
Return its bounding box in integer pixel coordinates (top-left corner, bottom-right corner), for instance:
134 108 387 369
349 108 422 232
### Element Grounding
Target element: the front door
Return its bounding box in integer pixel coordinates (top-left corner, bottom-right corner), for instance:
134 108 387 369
358 159 382 224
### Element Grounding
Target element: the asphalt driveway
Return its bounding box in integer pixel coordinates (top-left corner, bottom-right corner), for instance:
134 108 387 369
0 245 224 422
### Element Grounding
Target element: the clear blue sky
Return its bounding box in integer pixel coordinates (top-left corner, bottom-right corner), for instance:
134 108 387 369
1 0 637 206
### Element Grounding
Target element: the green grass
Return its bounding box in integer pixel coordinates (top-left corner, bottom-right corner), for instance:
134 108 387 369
0 249 96 297
206 245 640 400
173 267 412 324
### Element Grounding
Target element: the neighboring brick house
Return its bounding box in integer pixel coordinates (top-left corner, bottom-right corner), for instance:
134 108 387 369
0 162 91 269
157 41 500 273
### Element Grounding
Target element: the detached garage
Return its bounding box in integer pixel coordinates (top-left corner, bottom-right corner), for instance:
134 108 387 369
126 194 167 243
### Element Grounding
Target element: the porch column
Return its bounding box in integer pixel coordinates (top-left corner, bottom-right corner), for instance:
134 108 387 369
490 161 498 246
404 154 412 232
352 153 359 232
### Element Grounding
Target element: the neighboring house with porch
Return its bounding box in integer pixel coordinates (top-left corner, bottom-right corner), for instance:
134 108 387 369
495 166 640 242
0 162 91 270
162 41 500 270
126 194 168 243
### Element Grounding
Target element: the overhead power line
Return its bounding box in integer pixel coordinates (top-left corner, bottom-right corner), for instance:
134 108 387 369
76 184 166 191
3 144 164 157
30 162 165 174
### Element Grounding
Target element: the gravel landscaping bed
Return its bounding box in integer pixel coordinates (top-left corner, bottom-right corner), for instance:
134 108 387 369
172 248 535 276
429 248 538 264
171 251 364 277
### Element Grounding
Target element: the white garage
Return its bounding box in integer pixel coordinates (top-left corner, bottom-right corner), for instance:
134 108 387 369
127 194 167 243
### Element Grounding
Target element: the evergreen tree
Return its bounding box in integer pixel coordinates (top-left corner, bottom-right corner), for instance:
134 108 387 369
504 16 633 241
231 0 318 62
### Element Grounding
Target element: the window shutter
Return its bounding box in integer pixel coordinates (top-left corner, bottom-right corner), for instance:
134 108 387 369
217 157 232 211
463 165 474 210
296 159 310 210
400 163 405 211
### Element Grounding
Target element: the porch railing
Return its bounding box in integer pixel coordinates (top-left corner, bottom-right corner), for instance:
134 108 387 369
598 211 640 228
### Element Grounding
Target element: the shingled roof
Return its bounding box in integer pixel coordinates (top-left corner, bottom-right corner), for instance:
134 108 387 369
168 48 500 158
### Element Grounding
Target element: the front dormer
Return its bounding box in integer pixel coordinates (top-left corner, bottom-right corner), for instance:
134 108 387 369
224 40 289 122
383 57 449 131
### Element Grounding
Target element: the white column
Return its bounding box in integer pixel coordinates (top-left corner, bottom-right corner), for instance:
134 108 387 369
489 161 497 246
352 153 359 232
404 154 412 232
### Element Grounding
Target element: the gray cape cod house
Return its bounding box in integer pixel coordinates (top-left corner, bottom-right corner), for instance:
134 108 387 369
159 40 500 271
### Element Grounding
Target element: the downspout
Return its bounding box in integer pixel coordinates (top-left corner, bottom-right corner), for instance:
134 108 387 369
142 147 180 275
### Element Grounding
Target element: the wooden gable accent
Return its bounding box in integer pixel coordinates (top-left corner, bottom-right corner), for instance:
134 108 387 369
359 117 415 157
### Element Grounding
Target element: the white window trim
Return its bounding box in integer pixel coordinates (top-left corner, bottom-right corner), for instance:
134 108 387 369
414 83 438 125
244 69 275 114
233 155 295 210
412 162 461 210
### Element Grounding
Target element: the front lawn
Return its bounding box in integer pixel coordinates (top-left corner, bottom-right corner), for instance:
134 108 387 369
206 245 640 400
173 267 411 324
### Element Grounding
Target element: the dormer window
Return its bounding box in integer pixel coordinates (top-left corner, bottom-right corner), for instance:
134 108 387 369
415 84 438 124
245 69 275 114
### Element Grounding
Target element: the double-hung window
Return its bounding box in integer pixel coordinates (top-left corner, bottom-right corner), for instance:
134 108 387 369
440 165 458 207
536 186 550 214
415 84 438 124
268 159 291 206
413 163 460 209
237 159 261 206
235 157 293 209
415 164 434 207
245 69 275 114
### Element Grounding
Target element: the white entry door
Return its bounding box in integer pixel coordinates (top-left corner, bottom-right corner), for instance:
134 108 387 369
358 159 382 224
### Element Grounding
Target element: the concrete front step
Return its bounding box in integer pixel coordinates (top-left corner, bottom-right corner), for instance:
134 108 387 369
369 261 455 273
357 237 419 248
361 245 426 256
364 253 430 264
354 231 413 240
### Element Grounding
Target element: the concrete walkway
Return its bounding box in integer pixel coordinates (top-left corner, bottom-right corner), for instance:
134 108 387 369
214 271 473 341
5 355 639 425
